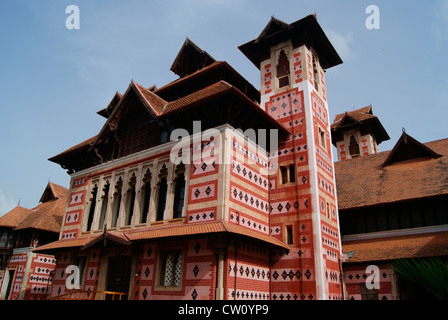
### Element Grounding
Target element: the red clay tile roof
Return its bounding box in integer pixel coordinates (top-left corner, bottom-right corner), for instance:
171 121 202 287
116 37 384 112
334 137 448 210
124 220 288 249
342 231 448 263
155 61 226 94
332 105 376 126
15 198 67 233
48 135 97 162
0 183 68 233
161 80 233 116
34 235 96 251
331 105 390 144
35 221 288 252
0 206 33 228
132 81 167 116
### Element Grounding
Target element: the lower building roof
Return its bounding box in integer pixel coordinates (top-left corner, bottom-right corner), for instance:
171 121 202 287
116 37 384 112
34 221 288 252
342 230 448 263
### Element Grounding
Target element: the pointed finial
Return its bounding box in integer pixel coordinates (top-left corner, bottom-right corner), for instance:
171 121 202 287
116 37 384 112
402 127 407 143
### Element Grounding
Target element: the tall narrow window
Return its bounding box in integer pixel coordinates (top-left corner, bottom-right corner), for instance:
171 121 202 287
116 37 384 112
286 225 293 245
280 166 288 185
86 185 98 231
98 182 110 230
140 170 151 224
289 164 296 183
156 166 168 221
349 135 360 157
173 165 186 219
277 49 290 88
319 127 326 150
124 175 136 226
111 179 122 228
312 53 320 91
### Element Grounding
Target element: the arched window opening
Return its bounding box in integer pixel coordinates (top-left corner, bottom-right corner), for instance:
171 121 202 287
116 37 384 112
173 164 186 219
86 185 98 231
98 181 110 230
124 174 137 226
349 135 360 157
156 166 168 221
277 49 290 88
140 169 151 224
111 178 123 228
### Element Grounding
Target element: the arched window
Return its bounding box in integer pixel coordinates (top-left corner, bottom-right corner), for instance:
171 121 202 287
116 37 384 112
156 166 168 221
124 174 136 226
173 164 186 219
349 135 360 157
98 181 110 229
111 178 123 228
277 50 290 88
140 169 151 224
86 185 98 231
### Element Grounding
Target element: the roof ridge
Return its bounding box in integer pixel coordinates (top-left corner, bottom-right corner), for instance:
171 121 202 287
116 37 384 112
16 198 60 231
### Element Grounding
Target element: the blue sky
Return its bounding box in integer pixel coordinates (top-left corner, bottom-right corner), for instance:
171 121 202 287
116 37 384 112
0 0 447 214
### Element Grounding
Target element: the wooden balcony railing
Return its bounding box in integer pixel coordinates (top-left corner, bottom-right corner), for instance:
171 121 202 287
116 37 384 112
48 290 127 300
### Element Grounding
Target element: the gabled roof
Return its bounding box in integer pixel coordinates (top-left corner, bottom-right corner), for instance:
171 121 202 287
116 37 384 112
256 16 291 41
382 131 441 167
96 91 123 119
155 60 260 103
0 206 33 228
52 77 289 170
334 136 448 210
88 80 167 152
0 182 68 233
239 14 342 70
331 105 390 145
170 38 216 78
81 230 131 250
39 181 69 203
332 105 375 126
14 198 66 233
15 182 68 233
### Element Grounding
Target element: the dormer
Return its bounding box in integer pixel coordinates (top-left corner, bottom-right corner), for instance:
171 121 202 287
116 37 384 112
382 130 441 167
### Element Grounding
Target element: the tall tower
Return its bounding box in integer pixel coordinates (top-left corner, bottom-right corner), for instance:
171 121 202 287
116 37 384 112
239 15 343 300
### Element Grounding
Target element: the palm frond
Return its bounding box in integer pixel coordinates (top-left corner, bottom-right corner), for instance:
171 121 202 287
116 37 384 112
393 257 448 300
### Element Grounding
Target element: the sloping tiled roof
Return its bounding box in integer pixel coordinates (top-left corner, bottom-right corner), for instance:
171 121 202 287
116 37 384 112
132 81 167 116
161 80 233 116
330 105 390 145
15 198 67 233
34 235 95 251
35 221 288 252
334 137 448 210
48 135 97 162
342 231 448 263
331 105 375 126
0 206 33 228
0 183 68 233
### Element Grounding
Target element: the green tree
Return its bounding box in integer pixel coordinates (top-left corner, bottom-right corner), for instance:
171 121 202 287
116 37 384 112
393 257 448 300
